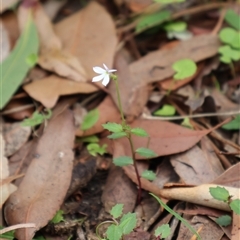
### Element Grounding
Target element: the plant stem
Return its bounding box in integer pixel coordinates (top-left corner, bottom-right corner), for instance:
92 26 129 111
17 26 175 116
113 77 125 125
128 134 142 204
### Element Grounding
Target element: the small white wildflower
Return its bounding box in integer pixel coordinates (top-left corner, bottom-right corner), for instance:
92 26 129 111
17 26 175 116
92 63 117 86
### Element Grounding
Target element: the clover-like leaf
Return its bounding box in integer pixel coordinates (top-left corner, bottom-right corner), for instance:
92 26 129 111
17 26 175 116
172 59 197 80
141 170 156 181
113 156 133 167
87 143 107 156
209 186 230 202
119 212 137 235
136 147 157 158
110 204 124 219
154 224 171 238
222 115 240 130
131 128 148 137
225 9 240 31
215 215 232 226
230 199 240 215
108 132 127 139
219 27 240 49
81 109 99 131
154 104 176 116
102 122 123 133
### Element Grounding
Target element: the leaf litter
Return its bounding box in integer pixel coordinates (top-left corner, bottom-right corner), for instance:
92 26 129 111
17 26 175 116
1 1 240 239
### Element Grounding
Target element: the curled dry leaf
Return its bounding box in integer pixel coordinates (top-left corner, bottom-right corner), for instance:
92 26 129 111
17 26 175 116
4 109 75 240
18 3 86 81
23 75 98 108
0 132 17 208
54 1 118 80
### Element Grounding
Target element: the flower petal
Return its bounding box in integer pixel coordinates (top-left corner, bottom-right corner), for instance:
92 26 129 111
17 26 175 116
102 74 110 86
108 69 117 73
93 66 105 74
103 63 109 71
92 74 104 82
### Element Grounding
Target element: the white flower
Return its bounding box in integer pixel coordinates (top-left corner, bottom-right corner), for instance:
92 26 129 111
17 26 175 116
92 63 117 86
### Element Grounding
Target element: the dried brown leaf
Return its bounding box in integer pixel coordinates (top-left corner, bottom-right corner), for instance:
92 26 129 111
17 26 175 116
4 109 75 240
23 75 98 108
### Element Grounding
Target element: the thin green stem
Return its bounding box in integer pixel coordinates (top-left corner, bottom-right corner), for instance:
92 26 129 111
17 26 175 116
95 220 116 240
128 133 142 204
113 76 125 125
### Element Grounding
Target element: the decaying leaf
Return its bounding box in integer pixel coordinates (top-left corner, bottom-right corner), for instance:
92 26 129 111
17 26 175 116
0 131 17 208
23 75 99 108
54 1 118 80
4 109 75 240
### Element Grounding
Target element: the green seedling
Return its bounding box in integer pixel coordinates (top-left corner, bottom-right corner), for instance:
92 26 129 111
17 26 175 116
96 204 137 240
222 115 240 130
51 210 65 224
87 143 107 156
1 12 39 109
181 117 193 129
215 215 232 227
154 104 176 116
154 224 171 239
81 109 99 131
141 170 156 181
172 59 197 80
219 27 240 50
21 109 52 127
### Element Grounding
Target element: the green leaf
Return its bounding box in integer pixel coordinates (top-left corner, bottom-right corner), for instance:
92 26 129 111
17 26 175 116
110 204 124 219
1 12 39 109
102 122 123 133
106 224 123 240
113 156 133 167
108 132 127 139
131 128 148 137
215 215 232 226
51 210 65 224
230 199 240 215
209 186 230 202
150 193 201 240
154 224 171 238
135 147 157 158
26 53 38 67
219 27 240 49
81 109 99 131
119 212 137 235
154 104 176 116
172 59 197 80
87 143 107 156
80 135 99 143
164 21 187 32
225 9 240 31
222 115 240 130
141 170 156 181
0 226 15 240
136 10 171 33
218 45 240 63
181 117 193 129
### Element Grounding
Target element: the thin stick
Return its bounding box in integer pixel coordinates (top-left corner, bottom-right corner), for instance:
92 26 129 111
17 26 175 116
0 223 36 235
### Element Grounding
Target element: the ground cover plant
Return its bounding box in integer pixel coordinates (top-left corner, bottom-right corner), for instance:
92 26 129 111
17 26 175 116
1 0 240 239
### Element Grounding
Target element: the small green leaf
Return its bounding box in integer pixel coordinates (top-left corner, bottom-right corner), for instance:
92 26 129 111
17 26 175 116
106 224 123 240
110 204 124 219
0 226 15 240
209 186 230 202
172 59 197 80
215 215 232 226
154 224 171 238
222 115 240 130
51 210 65 224
26 53 38 67
225 9 240 31
108 132 127 139
219 27 240 49
164 21 187 32
141 170 156 181
102 122 123 133
181 117 193 129
218 45 240 64
230 199 240 215
81 109 99 131
80 135 99 143
113 156 133 167
87 143 107 156
131 128 148 137
1 12 39 109
136 147 157 158
119 212 137 235
154 104 176 116
136 10 171 33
